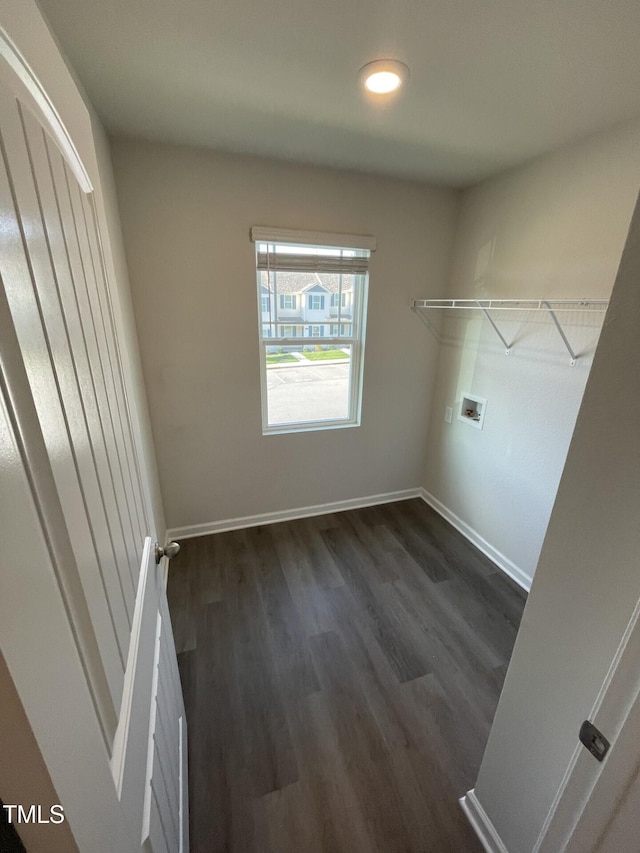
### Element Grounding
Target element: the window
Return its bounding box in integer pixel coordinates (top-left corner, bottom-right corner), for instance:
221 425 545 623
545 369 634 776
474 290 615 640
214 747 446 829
261 295 270 313
330 323 352 336
252 226 375 433
308 294 325 310
279 294 296 310
279 325 297 338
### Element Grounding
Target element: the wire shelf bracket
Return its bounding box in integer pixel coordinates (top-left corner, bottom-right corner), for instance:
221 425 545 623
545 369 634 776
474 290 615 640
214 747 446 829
410 298 609 365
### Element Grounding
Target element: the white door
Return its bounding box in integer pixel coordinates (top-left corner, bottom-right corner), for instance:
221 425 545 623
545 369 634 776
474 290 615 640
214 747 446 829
536 594 640 853
0 43 187 853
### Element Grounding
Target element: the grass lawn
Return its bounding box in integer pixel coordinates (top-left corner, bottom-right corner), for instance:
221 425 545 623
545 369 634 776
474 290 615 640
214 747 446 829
303 349 349 361
266 353 298 364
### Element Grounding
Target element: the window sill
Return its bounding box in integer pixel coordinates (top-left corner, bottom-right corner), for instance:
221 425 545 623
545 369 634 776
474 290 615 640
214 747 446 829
262 418 361 436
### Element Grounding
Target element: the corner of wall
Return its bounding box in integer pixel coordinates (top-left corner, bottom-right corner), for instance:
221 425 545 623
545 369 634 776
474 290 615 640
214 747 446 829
420 119 640 590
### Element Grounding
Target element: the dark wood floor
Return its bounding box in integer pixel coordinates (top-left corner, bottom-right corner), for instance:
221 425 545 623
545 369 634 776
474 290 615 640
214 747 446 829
168 498 526 853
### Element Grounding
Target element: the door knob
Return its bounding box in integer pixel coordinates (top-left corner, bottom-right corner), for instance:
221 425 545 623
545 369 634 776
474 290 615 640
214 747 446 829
155 541 181 564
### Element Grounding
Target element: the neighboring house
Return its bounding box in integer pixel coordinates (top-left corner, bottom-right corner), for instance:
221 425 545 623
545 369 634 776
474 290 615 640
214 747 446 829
260 271 354 340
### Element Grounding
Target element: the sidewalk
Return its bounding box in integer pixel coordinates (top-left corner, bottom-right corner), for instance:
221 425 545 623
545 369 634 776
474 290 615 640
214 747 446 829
265 351 350 369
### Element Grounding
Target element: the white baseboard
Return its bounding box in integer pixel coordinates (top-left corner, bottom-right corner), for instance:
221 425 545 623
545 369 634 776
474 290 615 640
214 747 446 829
166 488 422 540
420 488 532 592
460 789 509 853
167 488 532 595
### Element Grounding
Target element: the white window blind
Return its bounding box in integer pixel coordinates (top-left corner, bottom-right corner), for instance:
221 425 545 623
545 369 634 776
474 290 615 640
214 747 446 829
256 250 370 275
251 226 376 251
252 226 375 275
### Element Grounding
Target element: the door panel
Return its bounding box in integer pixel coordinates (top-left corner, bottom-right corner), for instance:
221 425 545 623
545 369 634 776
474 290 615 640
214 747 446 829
0 84 128 705
143 593 189 853
26 115 140 594
46 141 144 566
21 101 138 613
0 52 187 852
0 367 134 853
65 162 149 546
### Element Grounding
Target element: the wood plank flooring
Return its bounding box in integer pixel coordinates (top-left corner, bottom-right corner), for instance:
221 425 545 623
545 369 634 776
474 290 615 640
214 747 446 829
167 498 527 853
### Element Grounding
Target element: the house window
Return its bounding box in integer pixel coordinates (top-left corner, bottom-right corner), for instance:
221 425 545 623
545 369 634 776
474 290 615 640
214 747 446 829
330 323 351 336
279 325 297 338
279 294 296 310
261 295 270 313
252 226 375 434
308 294 325 310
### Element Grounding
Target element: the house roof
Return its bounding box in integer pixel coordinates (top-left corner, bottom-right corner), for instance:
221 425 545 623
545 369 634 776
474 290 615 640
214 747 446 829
260 271 354 295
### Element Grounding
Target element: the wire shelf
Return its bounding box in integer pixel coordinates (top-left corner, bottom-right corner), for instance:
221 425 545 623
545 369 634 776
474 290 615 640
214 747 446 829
410 298 609 312
410 297 609 364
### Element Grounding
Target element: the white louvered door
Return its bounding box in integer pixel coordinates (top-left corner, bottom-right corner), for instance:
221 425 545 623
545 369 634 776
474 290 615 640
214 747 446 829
0 55 187 853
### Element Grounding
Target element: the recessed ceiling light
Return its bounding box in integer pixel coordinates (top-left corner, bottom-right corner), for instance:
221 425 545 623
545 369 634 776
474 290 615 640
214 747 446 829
359 59 409 95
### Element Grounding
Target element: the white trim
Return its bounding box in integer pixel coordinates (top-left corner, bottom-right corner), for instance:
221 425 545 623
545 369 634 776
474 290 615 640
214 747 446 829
420 489 532 592
110 537 154 793
178 713 188 853
0 25 93 193
460 790 510 853
250 225 377 251
141 612 162 846
257 259 368 435
263 417 361 436
533 589 640 851
167 486 532 592
166 488 421 540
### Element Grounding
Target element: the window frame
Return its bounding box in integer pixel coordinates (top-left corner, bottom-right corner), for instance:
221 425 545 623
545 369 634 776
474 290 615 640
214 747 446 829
307 294 325 310
279 294 296 310
278 325 298 338
330 323 352 336
252 228 374 435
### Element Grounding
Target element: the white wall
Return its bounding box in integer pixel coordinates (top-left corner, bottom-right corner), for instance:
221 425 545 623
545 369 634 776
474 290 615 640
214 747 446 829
111 140 459 530
423 119 640 587
471 192 640 852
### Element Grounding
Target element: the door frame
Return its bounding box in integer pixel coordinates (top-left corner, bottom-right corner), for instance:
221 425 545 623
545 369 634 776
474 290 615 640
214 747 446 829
535 591 640 851
0 21 92 192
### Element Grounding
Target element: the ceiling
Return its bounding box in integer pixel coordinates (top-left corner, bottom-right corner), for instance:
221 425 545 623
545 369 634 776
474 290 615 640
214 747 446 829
38 0 640 187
